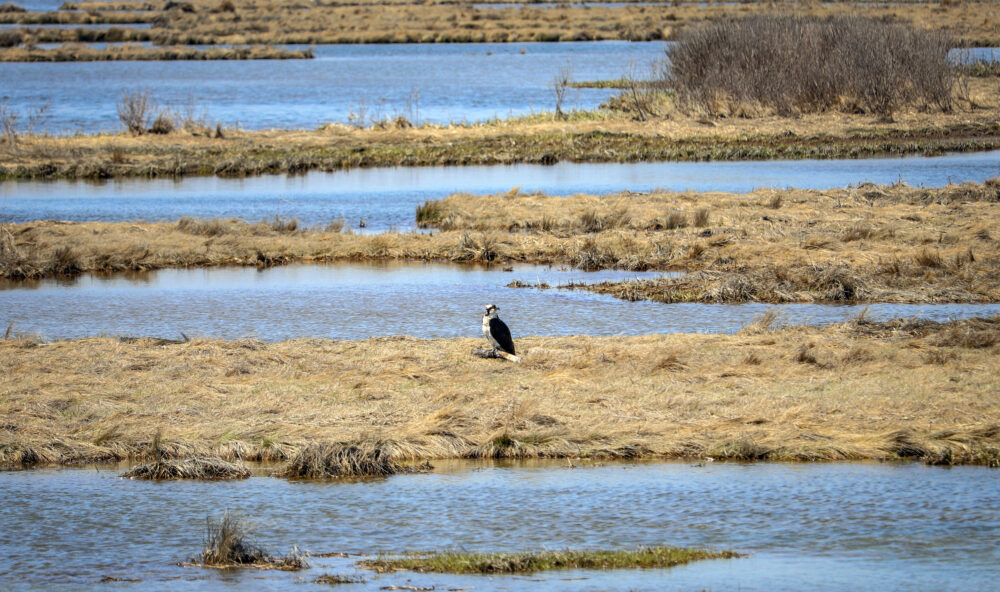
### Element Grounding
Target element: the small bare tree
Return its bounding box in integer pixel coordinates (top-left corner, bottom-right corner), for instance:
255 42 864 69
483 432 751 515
1 100 49 146
117 89 155 135
552 64 572 119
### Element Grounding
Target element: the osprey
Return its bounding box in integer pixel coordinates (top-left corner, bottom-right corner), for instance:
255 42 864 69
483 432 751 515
482 304 520 362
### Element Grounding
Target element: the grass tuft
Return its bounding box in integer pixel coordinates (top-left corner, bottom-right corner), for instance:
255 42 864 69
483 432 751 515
192 511 306 570
121 456 251 481
275 441 403 479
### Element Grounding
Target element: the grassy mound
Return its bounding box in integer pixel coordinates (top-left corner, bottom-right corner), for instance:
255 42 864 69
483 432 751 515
361 547 741 574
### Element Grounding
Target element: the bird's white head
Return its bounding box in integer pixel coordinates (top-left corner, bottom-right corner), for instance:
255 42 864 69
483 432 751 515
484 304 499 318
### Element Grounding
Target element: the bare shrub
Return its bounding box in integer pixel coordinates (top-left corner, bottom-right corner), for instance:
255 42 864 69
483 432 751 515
552 64 572 118
117 89 154 135
668 15 954 118
1 100 49 144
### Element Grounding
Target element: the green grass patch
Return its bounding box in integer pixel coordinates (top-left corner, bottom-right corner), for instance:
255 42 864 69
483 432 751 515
359 547 741 574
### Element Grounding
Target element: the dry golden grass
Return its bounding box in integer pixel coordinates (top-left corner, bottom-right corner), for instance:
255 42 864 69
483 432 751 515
419 181 1000 302
6 181 998 302
10 0 1000 46
2 317 998 470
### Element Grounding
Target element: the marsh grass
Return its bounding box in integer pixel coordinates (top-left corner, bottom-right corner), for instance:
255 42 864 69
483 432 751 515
2 319 1000 469
359 547 741 574
275 441 405 479
8 180 1000 302
192 512 306 570
121 456 251 480
6 104 1000 181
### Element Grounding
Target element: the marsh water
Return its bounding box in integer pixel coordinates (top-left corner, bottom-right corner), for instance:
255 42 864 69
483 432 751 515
0 41 666 132
4 150 1000 230
1 461 998 591
2 263 998 341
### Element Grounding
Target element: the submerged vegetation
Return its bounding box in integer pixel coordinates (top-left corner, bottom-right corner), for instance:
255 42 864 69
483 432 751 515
361 547 741 574
2 317 998 470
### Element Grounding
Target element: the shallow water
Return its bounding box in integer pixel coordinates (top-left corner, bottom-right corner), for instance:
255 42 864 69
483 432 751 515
2 262 997 341
4 150 1000 230
0 41 665 132
0 461 997 591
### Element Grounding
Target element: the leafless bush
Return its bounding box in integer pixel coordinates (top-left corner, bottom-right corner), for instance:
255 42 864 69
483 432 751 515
552 64 572 118
1 101 50 144
668 15 954 118
117 89 155 135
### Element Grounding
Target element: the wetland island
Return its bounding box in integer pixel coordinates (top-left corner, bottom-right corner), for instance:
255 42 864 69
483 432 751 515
1 1 998 590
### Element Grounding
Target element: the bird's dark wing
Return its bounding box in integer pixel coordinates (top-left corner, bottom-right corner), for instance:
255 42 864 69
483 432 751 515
489 317 515 355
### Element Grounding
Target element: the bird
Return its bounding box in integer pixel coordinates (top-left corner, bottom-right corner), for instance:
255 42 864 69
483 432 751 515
482 304 520 362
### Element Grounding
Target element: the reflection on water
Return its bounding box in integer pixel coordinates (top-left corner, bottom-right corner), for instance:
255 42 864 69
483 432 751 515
4 150 1000 229
0 41 663 132
0 461 997 591
1 263 997 341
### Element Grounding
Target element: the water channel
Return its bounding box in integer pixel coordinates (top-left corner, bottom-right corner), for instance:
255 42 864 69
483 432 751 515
4 150 1000 230
2 263 997 341
1 460 997 591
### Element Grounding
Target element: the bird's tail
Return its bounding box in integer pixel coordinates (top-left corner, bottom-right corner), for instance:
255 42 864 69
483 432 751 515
498 351 521 363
